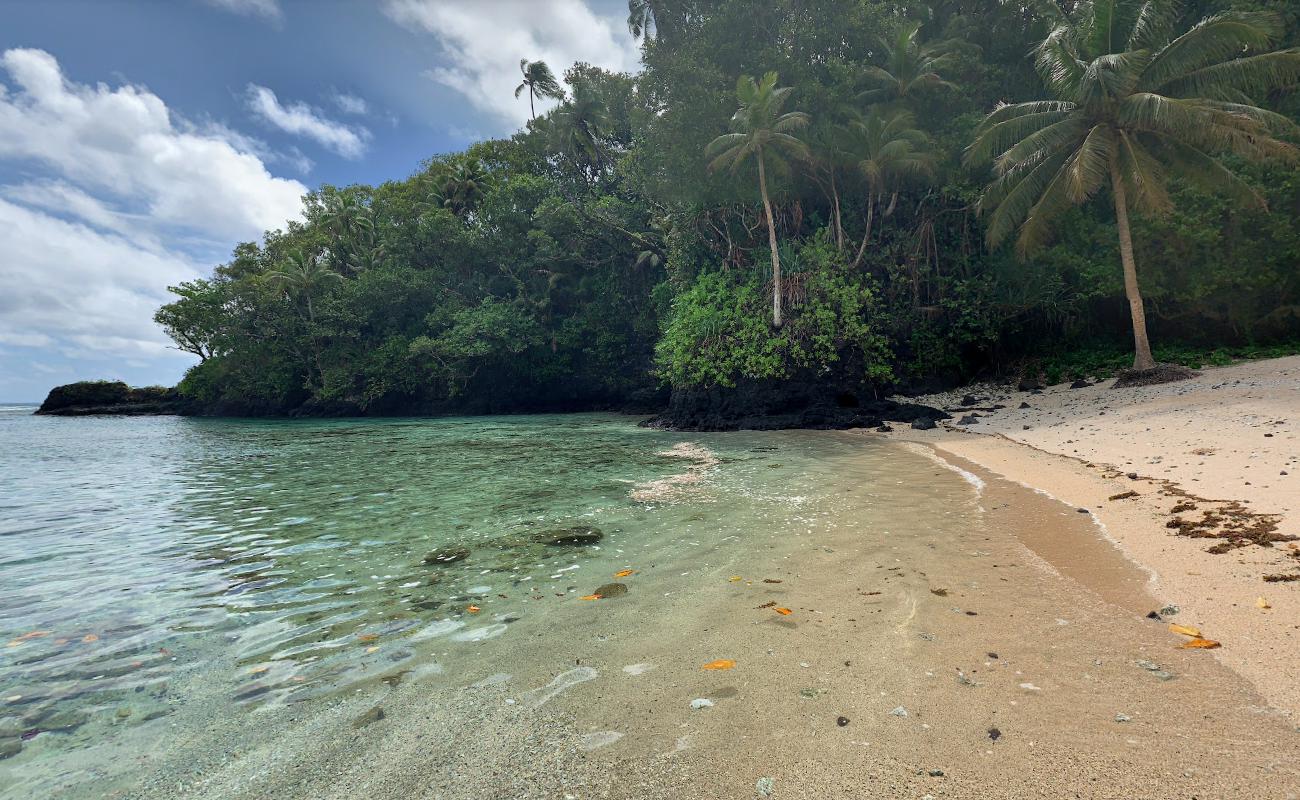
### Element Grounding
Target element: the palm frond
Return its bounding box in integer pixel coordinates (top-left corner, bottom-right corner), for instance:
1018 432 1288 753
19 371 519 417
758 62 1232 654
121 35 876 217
966 109 1075 166
995 116 1090 175
1159 50 1300 101
1142 12 1286 92
1067 124 1116 203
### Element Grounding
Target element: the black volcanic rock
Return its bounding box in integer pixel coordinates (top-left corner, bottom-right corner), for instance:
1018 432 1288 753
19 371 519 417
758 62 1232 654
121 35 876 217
36 381 193 416
645 378 946 432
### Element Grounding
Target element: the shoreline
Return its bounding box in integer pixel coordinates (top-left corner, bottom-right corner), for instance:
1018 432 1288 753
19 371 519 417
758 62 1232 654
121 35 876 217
884 355 1300 716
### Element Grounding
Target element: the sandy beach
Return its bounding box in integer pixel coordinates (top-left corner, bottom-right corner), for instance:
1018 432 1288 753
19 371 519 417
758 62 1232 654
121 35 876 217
890 355 1300 716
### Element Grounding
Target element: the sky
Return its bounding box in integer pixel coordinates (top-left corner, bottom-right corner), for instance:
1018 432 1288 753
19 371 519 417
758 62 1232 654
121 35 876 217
0 0 639 402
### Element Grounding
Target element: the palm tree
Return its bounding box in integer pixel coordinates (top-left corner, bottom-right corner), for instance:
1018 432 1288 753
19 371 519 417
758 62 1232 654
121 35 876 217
263 250 342 386
547 84 614 172
967 3 1300 371
846 108 935 268
320 192 375 274
515 59 564 121
858 21 962 105
437 157 492 217
706 72 811 328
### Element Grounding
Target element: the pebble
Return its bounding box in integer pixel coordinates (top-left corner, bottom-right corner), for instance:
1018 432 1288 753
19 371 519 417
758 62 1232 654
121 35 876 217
836 716 849 727
1115 713 1132 723
756 776 775 796
889 706 909 717
690 698 714 710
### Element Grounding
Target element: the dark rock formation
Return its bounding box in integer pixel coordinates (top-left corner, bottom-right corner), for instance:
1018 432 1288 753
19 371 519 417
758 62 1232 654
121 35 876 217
1112 364 1200 388
36 381 194 416
645 378 946 432
530 526 604 546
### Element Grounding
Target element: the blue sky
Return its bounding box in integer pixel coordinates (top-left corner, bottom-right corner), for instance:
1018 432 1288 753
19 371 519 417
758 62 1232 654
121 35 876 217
0 0 638 402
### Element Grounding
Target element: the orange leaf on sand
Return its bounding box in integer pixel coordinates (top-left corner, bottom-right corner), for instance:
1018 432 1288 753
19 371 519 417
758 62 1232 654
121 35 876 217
467 605 481 613
580 594 602 601
774 607 793 616
358 633 379 642
1169 623 1202 638
614 570 635 578
249 665 270 674
1256 597 1271 610
7 631 51 647
702 659 736 671
81 634 99 643
1179 638 1221 650
366 646 380 654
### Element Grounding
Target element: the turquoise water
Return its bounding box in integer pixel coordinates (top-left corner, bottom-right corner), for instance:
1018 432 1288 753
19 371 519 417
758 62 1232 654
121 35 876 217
0 409 944 797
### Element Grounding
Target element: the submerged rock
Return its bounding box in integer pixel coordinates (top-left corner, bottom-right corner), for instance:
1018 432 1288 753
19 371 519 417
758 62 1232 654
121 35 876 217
593 582 628 598
0 738 20 760
351 706 385 729
423 547 470 565
531 526 603 546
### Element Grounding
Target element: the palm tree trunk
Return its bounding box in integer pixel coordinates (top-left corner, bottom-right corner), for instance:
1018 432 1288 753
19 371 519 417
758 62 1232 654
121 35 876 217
756 152 782 328
529 89 536 121
831 171 843 252
305 294 326 389
852 194 876 269
1109 159 1155 370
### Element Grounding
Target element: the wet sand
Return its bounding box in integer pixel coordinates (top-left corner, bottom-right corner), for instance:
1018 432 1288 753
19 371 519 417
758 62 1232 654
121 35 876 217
123 434 1300 799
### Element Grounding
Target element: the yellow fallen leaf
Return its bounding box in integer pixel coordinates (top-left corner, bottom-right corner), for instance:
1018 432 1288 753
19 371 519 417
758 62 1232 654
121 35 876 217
467 605 481 613
614 569 635 578
1256 597 1271 609
579 594 602 601
366 646 380 654
249 665 270 674
81 634 99 643
1169 623 1202 638
358 633 379 642
728 576 743 583
702 659 736 671
1179 638 1221 650
774 607 793 616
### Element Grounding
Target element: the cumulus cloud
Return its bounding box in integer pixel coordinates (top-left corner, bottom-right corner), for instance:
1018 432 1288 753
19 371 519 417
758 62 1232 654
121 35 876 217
246 84 371 158
382 0 639 128
332 91 369 115
0 48 307 389
202 0 283 24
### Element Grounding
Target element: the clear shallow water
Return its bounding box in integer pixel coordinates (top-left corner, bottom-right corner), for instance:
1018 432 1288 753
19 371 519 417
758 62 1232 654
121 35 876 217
0 409 965 797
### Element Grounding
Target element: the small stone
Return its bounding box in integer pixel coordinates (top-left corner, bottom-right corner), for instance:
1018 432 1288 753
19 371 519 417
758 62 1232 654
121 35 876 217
836 716 849 727
1152 670 1176 681
591 582 628 598
351 705 385 729
1127 472 1139 480
1135 659 1160 671
756 776 775 797
530 526 604 546
988 727 1001 741
1159 605 1179 616
690 698 714 710
1018 402 1031 409
912 418 937 431
928 769 945 777
958 415 979 426
423 547 470 565
889 706 909 717
1115 713 1132 723
1077 508 1090 514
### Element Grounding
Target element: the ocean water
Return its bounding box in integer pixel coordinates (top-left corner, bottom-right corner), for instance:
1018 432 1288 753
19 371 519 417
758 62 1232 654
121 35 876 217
0 409 976 798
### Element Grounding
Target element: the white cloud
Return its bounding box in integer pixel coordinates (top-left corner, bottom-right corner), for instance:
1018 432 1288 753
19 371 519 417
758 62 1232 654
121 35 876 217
0 49 306 242
0 48 308 387
332 91 369 115
202 0 283 24
246 84 371 159
382 0 639 128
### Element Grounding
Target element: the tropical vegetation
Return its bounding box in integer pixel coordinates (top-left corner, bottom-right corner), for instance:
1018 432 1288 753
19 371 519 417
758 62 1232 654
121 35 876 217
156 0 1300 416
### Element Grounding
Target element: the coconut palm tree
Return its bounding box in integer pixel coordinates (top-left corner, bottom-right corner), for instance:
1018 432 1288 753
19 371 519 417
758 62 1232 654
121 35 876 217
845 108 936 269
547 84 614 173
515 59 564 121
437 157 492 217
263 250 342 386
967 2 1300 371
858 21 962 105
706 72 811 328
320 192 374 274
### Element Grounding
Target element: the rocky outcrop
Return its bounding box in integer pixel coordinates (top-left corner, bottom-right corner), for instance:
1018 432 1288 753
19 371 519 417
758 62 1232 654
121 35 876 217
36 381 194 416
645 377 946 432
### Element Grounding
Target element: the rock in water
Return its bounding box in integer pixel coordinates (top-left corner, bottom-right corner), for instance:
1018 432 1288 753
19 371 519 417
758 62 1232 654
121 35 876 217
592 582 628 598
351 706 385 729
530 526 604 546
423 546 470 564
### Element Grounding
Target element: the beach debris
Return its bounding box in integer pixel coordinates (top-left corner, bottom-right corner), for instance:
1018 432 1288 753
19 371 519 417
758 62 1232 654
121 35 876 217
728 576 743 583
930 588 948 596
81 634 99 643
613 569 635 578
423 546 470 565
889 706 909 717
988 727 1001 741
1256 597 1271 609
756 776 776 797
351 705 385 729
837 716 850 727
1160 604 1180 616
1018 682 1041 691
365 646 379 653
1108 490 1139 501
987 652 998 659
1263 573 1300 582
579 594 601 601
530 526 604 546
249 665 270 675
774 607 793 616
702 659 736 671
1169 623 1201 638
690 698 715 710
756 601 777 609
467 605 481 613
1179 638 1221 649
762 578 782 584
1115 713 1132 723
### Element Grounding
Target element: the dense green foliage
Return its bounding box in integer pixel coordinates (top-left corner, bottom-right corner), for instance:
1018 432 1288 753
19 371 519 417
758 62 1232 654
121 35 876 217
157 0 1300 414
